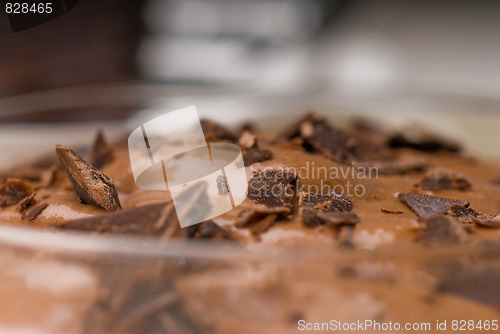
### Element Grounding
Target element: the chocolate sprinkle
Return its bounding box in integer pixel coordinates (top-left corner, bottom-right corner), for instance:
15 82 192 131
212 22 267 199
247 170 296 209
0 179 34 208
242 149 273 166
56 145 121 212
416 214 467 245
420 169 471 191
398 193 468 217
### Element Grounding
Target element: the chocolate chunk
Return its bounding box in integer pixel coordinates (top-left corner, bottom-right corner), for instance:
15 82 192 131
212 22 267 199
299 191 354 228
247 170 296 209
420 169 471 191
0 179 34 208
416 214 468 245
388 127 460 153
238 131 258 149
242 149 273 166
55 203 173 235
24 203 48 221
56 145 121 212
200 119 238 142
16 192 36 212
437 268 500 307
398 193 468 217
380 208 404 214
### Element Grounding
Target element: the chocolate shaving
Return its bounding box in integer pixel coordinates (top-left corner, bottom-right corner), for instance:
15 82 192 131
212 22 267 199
388 127 460 153
398 193 468 217
416 214 468 245
448 204 500 227
16 192 36 212
247 170 296 209
302 120 355 163
242 149 273 166
0 178 34 208
200 119 238 142
88 129 114 169
238 131 258 149
380 208 404 214
299 191 354 212
476 216 500 228
187 221 233 240
299 191 354 228
55 203 174 235
56 145 121 212
24 203 48 221
420 169 471 191
236 206 289 238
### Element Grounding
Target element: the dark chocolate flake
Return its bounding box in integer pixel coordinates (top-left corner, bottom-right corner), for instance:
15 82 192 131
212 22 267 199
242 149 273 166
247 170 296 209
303 121 355 163
188 220 233 240
380 208 404 214
416 214 467 245
16 192 36 212
398 193 468 217
388 128 460 153
0 179 34 208
299 191 354 213
55 203 172 236
56 145 121 212
299 191 354 228
200 119 238 142
420 169 471 191
449 204 500 227
24 203 48 221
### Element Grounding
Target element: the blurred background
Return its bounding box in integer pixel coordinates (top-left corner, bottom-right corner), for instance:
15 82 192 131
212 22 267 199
1 0 500 161
1 0 500 99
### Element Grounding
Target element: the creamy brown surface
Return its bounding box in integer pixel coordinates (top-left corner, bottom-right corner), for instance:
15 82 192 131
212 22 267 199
1 117 500 333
